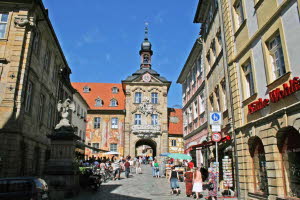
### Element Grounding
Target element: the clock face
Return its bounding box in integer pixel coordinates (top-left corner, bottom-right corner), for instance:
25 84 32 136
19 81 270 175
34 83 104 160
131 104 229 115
142 74 151 82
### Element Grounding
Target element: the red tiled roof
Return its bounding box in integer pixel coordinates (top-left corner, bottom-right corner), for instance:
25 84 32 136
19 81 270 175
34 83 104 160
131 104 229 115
168 108 183 135
72 82 125 110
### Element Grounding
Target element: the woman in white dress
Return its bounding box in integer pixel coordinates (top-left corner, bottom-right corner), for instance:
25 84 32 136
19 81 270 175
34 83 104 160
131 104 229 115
192 167 203 200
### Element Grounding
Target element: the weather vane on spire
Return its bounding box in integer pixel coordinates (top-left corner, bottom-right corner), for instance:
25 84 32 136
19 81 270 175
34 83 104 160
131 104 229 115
144 22 149 40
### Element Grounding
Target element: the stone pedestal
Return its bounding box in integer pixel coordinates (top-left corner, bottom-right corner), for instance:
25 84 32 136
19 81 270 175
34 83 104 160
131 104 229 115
44 126 80 200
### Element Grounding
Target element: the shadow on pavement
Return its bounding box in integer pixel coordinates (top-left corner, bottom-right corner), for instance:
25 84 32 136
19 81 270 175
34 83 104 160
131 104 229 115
72 184 151 200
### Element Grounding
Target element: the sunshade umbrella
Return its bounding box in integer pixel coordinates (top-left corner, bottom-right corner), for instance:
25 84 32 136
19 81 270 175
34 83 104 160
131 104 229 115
167 153 192 160
159 152 170 156
104 151 120 155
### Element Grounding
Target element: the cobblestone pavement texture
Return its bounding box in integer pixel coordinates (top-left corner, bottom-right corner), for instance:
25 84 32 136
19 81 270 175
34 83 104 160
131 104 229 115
72 165 237 200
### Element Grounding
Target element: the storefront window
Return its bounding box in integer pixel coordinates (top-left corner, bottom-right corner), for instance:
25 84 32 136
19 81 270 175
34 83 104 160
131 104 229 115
281 130 300 198
252 139 268 195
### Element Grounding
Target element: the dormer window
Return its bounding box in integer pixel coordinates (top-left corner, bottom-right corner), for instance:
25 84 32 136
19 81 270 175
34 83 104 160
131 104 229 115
110 99 118 107
112 87 119 94
83 86 90 93
95 98 102 107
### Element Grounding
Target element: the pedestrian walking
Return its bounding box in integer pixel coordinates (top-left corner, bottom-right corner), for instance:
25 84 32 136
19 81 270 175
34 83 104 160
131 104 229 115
124 159 130 178
168 166 180 196
184 167 193 197
192 167 203 199
208 168 218 200
154 160 159 178
135 159 142 174
112 159 121 180
151 160 156 177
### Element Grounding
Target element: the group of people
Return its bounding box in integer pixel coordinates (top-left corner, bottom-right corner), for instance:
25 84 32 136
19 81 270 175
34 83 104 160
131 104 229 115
80 155 147 180
168 164 218 200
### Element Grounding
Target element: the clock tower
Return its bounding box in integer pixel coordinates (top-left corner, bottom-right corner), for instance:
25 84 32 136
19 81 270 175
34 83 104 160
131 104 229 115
122 24 171 158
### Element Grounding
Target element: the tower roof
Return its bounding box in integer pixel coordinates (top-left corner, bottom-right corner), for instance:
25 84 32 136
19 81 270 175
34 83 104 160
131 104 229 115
139 22 153 55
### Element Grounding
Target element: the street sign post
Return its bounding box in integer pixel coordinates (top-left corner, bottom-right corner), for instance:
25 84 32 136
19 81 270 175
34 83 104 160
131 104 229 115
211 124 221 132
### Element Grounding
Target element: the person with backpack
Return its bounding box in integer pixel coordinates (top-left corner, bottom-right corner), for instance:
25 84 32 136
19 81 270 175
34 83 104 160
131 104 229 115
154 160 160 178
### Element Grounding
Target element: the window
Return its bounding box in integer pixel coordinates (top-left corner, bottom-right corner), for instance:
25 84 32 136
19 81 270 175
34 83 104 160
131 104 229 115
280 129 300 198
92 143 99 154
211 40 216 57
243 62 255 98
215 88 220 111
221 81 227 111
112 87 119 94
110 143 118 152
135 114 141 125
44 48 51 71
188 106 192 122
267 35 286 80
94 117 100 129
199 92 205 113
151 92 158 104
33 30 41 54
111 118 118 129
95 98 102 107
83 86 90 93
38 94 45 122
110 99 117 107
206 52 211 66
171 140 177 147
143 54 149 63
235 0 245 28
197 56 203 78
251 138 269 195
183 111 188 127
192 65 197 85
217 30 222 47
77 105 80 115
209 95 214 111
0 13 8 38
135 92 142 103
151 114 158 125
48 104 53 128
25 81 33 112
193 100 198 119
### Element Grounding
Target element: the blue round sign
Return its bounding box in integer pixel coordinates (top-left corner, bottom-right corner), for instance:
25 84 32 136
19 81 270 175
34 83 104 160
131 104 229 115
211 113 220 121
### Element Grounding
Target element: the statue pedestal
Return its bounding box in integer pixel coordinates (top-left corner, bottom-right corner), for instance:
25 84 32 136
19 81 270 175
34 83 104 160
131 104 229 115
44 126 80 200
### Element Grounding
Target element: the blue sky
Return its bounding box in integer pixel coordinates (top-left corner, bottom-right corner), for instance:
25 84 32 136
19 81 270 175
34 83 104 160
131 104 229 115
43 0 200 107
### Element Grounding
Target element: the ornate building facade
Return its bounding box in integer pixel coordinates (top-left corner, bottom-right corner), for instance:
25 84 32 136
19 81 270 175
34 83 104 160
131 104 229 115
0 0 74 177
73 27 182 158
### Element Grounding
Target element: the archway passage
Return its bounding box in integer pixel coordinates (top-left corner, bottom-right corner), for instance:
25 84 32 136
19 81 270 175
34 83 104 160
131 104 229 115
135 139 157 158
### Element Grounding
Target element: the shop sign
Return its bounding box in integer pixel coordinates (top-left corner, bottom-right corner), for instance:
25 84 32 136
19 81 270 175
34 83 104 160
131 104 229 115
248 98 270 114
269 77 300 103
248 77 300 115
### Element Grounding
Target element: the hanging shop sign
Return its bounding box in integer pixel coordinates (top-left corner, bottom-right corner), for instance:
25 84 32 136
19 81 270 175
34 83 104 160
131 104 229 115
222 156 233 188
248 77 300 115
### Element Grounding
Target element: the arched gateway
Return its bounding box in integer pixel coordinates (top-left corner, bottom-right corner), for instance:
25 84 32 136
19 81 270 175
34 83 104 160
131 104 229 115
122 25 171 158
135 139 157 157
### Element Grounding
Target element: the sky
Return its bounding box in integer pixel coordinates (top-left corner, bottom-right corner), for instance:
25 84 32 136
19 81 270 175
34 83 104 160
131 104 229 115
43 0 200 107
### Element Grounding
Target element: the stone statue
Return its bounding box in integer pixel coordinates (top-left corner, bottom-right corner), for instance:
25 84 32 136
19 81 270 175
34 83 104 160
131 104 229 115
55 98 75 129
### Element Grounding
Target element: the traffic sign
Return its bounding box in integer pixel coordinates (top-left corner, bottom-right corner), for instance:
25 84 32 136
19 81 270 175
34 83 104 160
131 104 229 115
209 112 222 125
212 132 222 142
211 125 221 132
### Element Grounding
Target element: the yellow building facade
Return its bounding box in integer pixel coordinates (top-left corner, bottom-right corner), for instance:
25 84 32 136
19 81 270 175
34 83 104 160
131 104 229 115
221 0 300 199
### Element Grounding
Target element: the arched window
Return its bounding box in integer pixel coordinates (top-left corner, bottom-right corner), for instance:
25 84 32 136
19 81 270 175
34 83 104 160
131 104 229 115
95 98 102 107
277 127 300 198
110 99 118 107
249 137 269 195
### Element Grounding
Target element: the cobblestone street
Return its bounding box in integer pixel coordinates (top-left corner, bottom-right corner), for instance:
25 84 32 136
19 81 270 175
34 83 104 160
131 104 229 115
72 165 237 200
